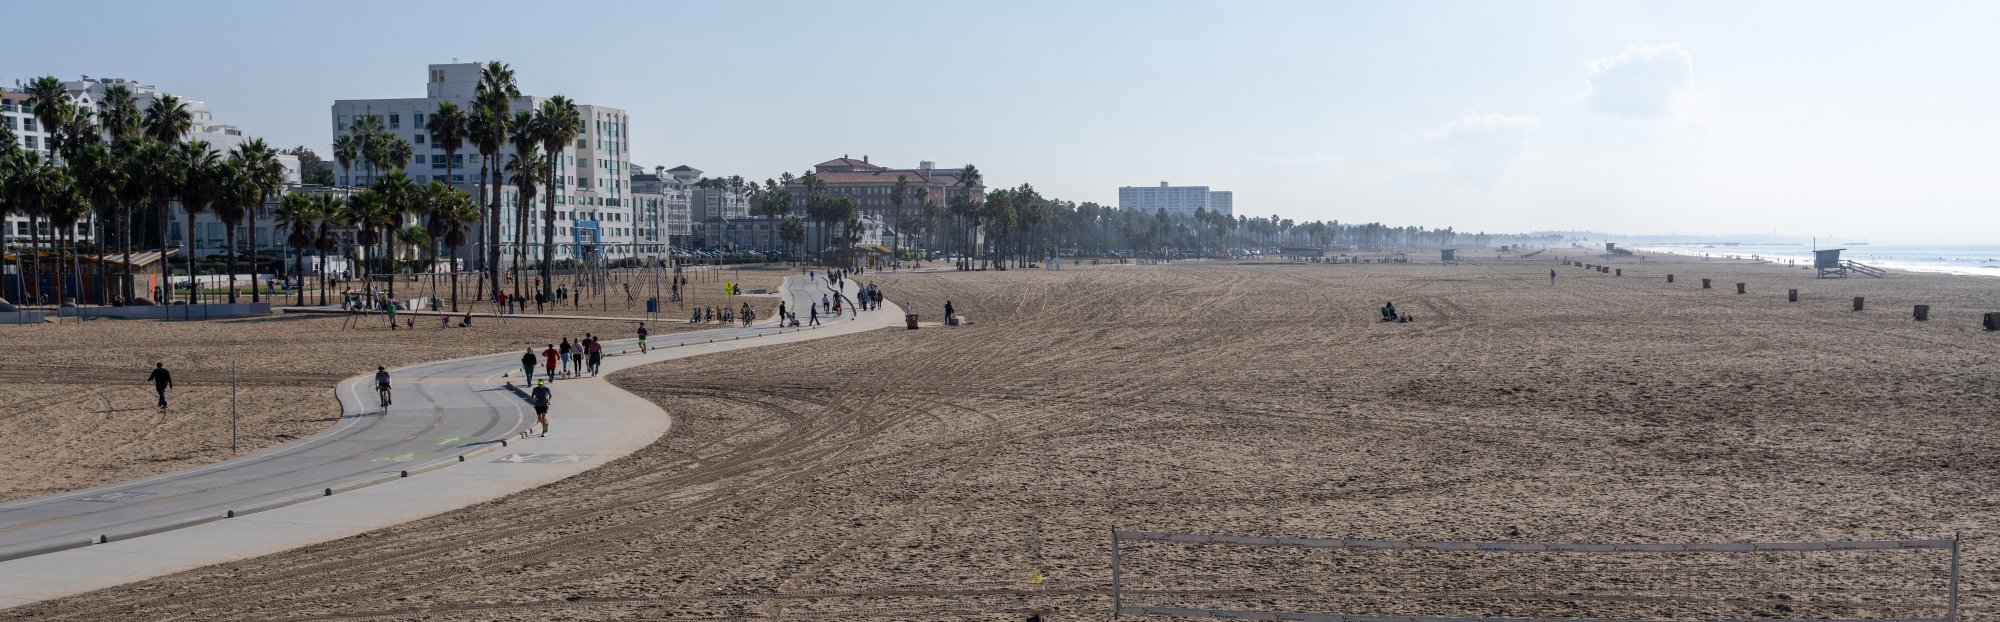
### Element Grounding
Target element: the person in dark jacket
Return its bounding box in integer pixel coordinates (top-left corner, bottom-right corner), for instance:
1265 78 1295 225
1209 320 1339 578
148 363 173 411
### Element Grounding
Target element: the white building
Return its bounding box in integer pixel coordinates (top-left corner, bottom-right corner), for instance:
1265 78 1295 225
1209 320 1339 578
1117 181 1235 218
331 62 645 265
631 165 696 250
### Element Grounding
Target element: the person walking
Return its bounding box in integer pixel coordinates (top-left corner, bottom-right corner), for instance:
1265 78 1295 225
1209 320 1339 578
148 363 173 411
558 338 574 376
521 348 537 381
535 291 547 314
809 305 820 326
636 323 650 353
944 300 955 323
541 344 559 382
570 344 583 378
778 301 787 323
586 336 603 376
1550 269 1557 285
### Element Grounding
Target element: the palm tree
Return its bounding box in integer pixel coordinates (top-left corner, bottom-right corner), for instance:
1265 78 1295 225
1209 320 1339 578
372 171 418 299
533 96 582 301
97 85 142 142
466 106 502 299
143 95 192 301
96 84 142 300
9 154 53 303
429 100 468 189
957 164 982 268
332 134 360 187
47 172 91 306
341 190 389 294
24 76 69 156
275 192 317 307
211 161 257 303
142 94 193 143
890 174 908 262
310 192 344 306
0 127 18 300
504 137 543 302
780 216 805 259
175 141 222 305
73 142 122 304
230 138 286 303
506 110 541 302
416 180 457 305
350 115 386 184
475 61 520 303
433 189 476 312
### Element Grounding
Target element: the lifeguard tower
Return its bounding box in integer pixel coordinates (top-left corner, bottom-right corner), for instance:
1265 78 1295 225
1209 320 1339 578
1816 248 1885 278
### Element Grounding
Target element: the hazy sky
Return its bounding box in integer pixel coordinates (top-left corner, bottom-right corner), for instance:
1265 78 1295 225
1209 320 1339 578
6 1 1995 243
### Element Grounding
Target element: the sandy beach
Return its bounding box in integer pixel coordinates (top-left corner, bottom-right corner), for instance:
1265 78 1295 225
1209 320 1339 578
8 254 2000 620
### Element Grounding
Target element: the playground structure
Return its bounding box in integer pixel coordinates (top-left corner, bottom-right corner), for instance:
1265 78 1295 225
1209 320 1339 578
1110 529 1962 621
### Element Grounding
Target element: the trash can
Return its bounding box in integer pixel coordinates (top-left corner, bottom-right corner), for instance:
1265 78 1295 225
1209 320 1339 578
646 298 658 313
906 314 919 330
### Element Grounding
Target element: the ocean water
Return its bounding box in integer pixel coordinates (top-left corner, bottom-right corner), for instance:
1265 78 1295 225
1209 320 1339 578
1627 244 2000 277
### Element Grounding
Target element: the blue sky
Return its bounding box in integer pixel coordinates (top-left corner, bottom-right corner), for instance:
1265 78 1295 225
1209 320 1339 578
6 1 1995 243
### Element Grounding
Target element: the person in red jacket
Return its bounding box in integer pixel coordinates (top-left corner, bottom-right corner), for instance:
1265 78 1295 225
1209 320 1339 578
541 344 559 382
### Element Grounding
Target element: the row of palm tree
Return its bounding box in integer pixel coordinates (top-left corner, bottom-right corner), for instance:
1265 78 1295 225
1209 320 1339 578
1 76 297 306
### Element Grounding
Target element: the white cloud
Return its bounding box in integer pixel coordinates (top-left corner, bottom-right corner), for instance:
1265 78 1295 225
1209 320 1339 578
1584 43 1697 119
1423 110 1538 186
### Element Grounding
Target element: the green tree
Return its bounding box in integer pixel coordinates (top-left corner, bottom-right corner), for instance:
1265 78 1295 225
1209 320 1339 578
275 192 318 306
310 192 345 306
231 138 285 302
210 161 254 302
533 96 582 300
433 188 476 311
332 134 360 187
474 61 520 302
175 141 222 305
506 110 541 302
372 171 418 298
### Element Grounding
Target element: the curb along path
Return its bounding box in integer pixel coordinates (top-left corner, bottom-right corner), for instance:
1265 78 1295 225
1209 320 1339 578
0 275 899 609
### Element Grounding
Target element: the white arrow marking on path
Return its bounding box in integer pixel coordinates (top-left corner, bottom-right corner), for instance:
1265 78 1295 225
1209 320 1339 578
499 453 541 463
553 454 586 463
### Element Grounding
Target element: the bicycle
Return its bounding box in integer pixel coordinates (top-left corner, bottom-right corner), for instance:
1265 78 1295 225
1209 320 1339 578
378 385 392 409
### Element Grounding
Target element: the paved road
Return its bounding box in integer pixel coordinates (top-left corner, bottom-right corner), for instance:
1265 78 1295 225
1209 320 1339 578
0 275 848 562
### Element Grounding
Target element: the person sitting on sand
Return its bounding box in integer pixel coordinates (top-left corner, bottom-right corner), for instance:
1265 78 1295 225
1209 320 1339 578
1380 302 1397 321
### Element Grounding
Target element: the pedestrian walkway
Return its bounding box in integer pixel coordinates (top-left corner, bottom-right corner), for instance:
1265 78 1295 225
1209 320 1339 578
0 276 899 609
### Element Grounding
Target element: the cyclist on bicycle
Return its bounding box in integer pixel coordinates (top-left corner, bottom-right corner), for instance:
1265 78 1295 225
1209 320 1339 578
375 366 392 406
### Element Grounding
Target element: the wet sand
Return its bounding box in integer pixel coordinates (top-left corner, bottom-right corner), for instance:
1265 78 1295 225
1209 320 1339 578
9 255 2000 620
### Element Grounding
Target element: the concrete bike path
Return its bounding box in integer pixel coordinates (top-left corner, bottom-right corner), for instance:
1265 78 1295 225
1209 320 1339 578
0 275 900 609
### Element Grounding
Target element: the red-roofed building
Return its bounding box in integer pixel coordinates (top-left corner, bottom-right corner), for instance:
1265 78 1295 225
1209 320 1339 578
785 155 985 227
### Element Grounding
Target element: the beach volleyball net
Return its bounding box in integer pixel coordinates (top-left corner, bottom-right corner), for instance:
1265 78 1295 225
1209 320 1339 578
1109 530 1962 621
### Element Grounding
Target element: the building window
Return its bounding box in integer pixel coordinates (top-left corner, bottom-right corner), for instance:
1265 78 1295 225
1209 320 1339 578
414 134 425 144
413 113 425 129
416 155 427 164
575 138 586 149
389 114 400 128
